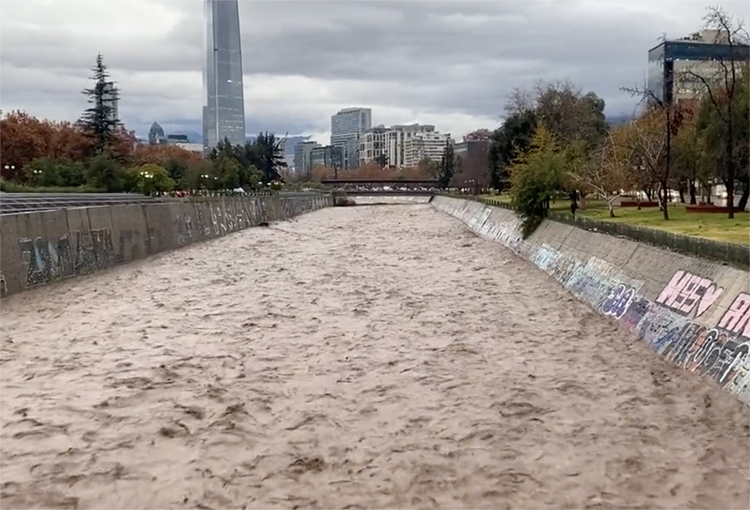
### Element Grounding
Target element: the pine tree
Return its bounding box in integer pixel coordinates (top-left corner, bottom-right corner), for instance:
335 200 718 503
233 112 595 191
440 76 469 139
438 144 455 189
80 53 120 154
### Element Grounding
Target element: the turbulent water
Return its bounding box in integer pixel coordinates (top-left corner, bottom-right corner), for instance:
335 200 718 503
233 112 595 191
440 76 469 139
1 204 748 510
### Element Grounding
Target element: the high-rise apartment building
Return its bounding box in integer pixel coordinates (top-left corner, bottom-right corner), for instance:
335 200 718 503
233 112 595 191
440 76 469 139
294 141 321 176
311 145 344 171
358 125 389 166
203 0 246 152
331 107 372 169
403 131 451 167
648 29 749 105
358 123 449 168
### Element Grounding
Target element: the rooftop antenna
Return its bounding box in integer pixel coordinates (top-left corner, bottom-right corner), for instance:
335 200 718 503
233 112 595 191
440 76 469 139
659 32 667 42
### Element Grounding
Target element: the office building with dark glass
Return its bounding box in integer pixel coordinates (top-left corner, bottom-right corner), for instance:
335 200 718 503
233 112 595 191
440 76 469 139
648 29 749 105
203 0 246 151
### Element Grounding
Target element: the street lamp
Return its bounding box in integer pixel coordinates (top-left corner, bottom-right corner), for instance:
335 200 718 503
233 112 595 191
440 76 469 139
139 171 154 196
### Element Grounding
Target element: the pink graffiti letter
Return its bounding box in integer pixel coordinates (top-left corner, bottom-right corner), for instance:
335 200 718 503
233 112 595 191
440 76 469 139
657 271 690 307
719 293 750 338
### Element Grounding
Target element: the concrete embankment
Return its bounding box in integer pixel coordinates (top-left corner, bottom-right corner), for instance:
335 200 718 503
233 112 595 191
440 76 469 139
0 193 332 298
431 196 750 405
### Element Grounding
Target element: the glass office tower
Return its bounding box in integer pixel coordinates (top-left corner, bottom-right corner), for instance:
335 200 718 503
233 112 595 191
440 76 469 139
647 31 749 105
203 0 246 151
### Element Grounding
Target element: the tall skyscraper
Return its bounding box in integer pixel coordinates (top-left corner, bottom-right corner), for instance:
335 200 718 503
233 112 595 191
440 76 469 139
203 0 246 152
102 82 119 124
331 107 372 169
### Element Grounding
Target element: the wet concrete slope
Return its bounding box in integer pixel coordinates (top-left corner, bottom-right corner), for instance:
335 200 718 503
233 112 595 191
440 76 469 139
1 204 748 509
432 196 750 406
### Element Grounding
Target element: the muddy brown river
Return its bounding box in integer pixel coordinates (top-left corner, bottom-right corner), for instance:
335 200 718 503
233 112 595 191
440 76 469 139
1 204 749 510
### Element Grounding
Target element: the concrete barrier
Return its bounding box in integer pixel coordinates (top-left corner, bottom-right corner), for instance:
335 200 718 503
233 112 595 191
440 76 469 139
0 194 332 298
432 196 750 406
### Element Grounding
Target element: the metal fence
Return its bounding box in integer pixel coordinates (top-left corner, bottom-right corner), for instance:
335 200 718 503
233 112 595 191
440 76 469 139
0 193 164 215
0 190 329 215
441 194 750 269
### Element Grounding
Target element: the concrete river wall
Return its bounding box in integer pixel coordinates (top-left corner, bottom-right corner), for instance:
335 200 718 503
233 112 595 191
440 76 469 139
0 193 332 298
432 196 750 405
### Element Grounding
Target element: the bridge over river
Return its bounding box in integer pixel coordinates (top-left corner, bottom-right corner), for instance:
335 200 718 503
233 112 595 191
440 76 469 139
1 203 748 509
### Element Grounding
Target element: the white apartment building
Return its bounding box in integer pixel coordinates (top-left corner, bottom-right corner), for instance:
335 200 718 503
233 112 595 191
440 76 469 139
175 142 204 154
403 131 451 167
358 123 450 168
331 107 372 169
358 125 388 166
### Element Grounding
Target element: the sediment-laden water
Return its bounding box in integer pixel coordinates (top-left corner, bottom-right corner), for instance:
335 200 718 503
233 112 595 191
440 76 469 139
1 204 748 509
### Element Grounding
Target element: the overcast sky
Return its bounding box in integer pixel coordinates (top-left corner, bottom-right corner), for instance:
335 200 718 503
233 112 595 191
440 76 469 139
1 0 747 143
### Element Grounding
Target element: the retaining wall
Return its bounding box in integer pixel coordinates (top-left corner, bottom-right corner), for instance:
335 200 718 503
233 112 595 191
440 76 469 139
432 196 750 405
0 194 332 298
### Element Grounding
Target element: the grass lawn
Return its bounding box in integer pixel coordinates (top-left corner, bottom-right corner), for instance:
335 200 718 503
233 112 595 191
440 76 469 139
479 194 749 245
580 205 749 245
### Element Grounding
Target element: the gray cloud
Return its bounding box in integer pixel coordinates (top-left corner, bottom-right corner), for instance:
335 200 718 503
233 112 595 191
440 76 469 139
1 0 746 141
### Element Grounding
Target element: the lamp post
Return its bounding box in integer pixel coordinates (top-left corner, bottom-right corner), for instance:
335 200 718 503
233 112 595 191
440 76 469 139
139 171 154 196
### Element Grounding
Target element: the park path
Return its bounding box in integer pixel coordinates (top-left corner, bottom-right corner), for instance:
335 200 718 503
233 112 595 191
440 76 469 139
1 204 748 509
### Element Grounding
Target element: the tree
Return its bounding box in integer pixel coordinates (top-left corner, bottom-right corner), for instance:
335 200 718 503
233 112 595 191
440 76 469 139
566 128 634 217
214 156 241 190
311 165 335 181
80 53 120 155
618 109 674 216
0 111 52 179
374 153 388 167
248 132 287 184
674 106 713 204
182 159 215 192
25 157 86 188
47 120 92 161
619 80 685 219
437 144 456 188
532 80 608 148
86 154 126 192
487 109 537 190
131 144 202 167
127 164 174 195
509 123 566 236
681 7 749 217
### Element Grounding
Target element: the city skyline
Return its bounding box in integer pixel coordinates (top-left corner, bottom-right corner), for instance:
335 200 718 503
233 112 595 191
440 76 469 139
1 0 747 144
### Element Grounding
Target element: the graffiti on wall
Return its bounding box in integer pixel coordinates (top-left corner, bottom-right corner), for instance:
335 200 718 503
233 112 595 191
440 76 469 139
601 284 636 320
439 199 750 402
534 240 748 401
174 215 194 245
19 228 114 287
718 293 750 338
652 320 749 393
656 270 723 318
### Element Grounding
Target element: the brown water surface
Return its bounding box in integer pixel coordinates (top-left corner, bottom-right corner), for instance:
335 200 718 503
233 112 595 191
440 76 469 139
1 204 748 509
